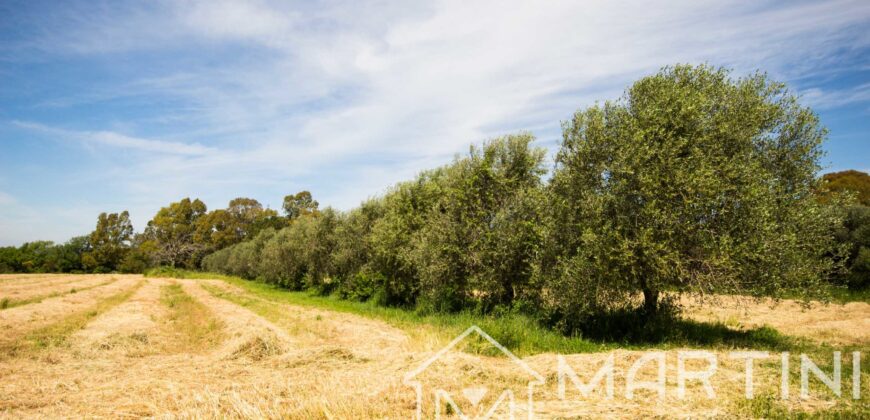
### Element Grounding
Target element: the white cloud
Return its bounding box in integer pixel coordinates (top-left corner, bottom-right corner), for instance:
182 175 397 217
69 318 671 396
3 0 870 245
801 83 870 110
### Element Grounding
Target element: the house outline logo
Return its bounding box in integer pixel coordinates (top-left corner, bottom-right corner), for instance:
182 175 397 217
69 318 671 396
403 325 546 419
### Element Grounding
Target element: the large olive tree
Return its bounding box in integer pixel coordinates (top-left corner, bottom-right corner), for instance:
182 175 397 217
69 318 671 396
543 65 844 321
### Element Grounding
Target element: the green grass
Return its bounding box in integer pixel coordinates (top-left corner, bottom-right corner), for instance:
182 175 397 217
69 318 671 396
158 283 224 352
0 280 143 357
738 389 869 419
826 287 870 304
149 268 606 356
146 268 818 356
0 277 117 310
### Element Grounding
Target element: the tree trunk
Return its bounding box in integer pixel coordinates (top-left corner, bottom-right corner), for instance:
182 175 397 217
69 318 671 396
642 287 659 315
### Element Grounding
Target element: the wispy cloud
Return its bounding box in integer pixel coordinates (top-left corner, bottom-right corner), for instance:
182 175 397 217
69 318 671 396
12 121 216 156
801 83 870 110
1 0 869 245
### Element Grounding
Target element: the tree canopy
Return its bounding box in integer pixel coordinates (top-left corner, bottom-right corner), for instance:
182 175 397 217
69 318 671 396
282 191 319 220
83 211 133 272
822 170 870 206
542 64 843 322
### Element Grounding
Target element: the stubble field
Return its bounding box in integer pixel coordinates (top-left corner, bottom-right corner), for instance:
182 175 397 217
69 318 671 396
0 273 867 418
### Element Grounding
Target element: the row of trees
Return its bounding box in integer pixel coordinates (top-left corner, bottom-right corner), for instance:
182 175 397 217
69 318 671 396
0 194 318 274
0 238 92 273
201 65 862 329
4 65 866 329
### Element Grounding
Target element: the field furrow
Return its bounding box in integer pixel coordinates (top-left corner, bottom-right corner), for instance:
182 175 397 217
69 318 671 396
0 275 117 310
0 275 140 346
178 279 295 360
0 274 86 287
68 278 167 356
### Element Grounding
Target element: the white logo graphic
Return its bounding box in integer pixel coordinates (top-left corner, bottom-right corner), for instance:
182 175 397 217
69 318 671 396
403 325 545 419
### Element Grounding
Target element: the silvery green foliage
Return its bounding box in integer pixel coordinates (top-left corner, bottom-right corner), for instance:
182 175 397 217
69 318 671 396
201 65 847 324
412 134 547 312
541 64 845 324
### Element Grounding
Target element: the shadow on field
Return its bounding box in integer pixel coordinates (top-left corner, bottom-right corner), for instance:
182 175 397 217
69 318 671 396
575 308 793 350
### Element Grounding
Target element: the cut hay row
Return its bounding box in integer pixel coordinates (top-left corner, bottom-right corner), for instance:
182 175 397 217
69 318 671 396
191 276 868 418
176 279 295 360
0 273 88 286
0 275 141 348
0 274 97 293
0 279 143 358
0 276 118 310
67 278 168 357
198 279 412 359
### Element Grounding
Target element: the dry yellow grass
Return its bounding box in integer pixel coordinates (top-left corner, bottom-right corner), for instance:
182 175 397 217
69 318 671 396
0 275 141 345
681 294 870 345
0 274 865 418
0 275 117 310
0 274 93 295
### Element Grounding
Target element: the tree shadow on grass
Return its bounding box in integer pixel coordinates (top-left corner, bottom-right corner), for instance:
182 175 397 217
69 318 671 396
576 308 796 351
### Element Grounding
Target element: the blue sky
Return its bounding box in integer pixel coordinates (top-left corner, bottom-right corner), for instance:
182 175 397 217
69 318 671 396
0 0 869 246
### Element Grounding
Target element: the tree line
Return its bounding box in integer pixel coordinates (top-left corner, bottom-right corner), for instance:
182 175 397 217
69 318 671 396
0 195 302 274
2 65 868 330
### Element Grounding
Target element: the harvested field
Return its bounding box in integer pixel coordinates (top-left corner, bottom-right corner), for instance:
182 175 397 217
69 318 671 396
681 294 870 345
0 274 866 418
0 275 117 310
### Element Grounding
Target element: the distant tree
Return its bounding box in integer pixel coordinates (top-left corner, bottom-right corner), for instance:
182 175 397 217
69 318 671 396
17 241 56 272
83 211 133 272
282 191 319 220
0 246 22 273
56 236 90 272
543 64 844 324
0 238 90 273
194 209 236 250
833 205 870 289
145 198 207 268
821 170 870 206
118 233 155 273
195 198 282 253
226 197 280 240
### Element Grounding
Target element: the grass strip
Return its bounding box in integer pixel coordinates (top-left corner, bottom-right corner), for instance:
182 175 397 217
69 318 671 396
154 270 605 356
158 283 225 353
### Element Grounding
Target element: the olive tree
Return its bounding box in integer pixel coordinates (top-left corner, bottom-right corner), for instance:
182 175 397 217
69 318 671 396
543 65 844 323
414 133 546 312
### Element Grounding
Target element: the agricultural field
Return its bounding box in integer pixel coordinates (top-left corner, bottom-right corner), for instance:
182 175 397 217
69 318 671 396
0 273 867 418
